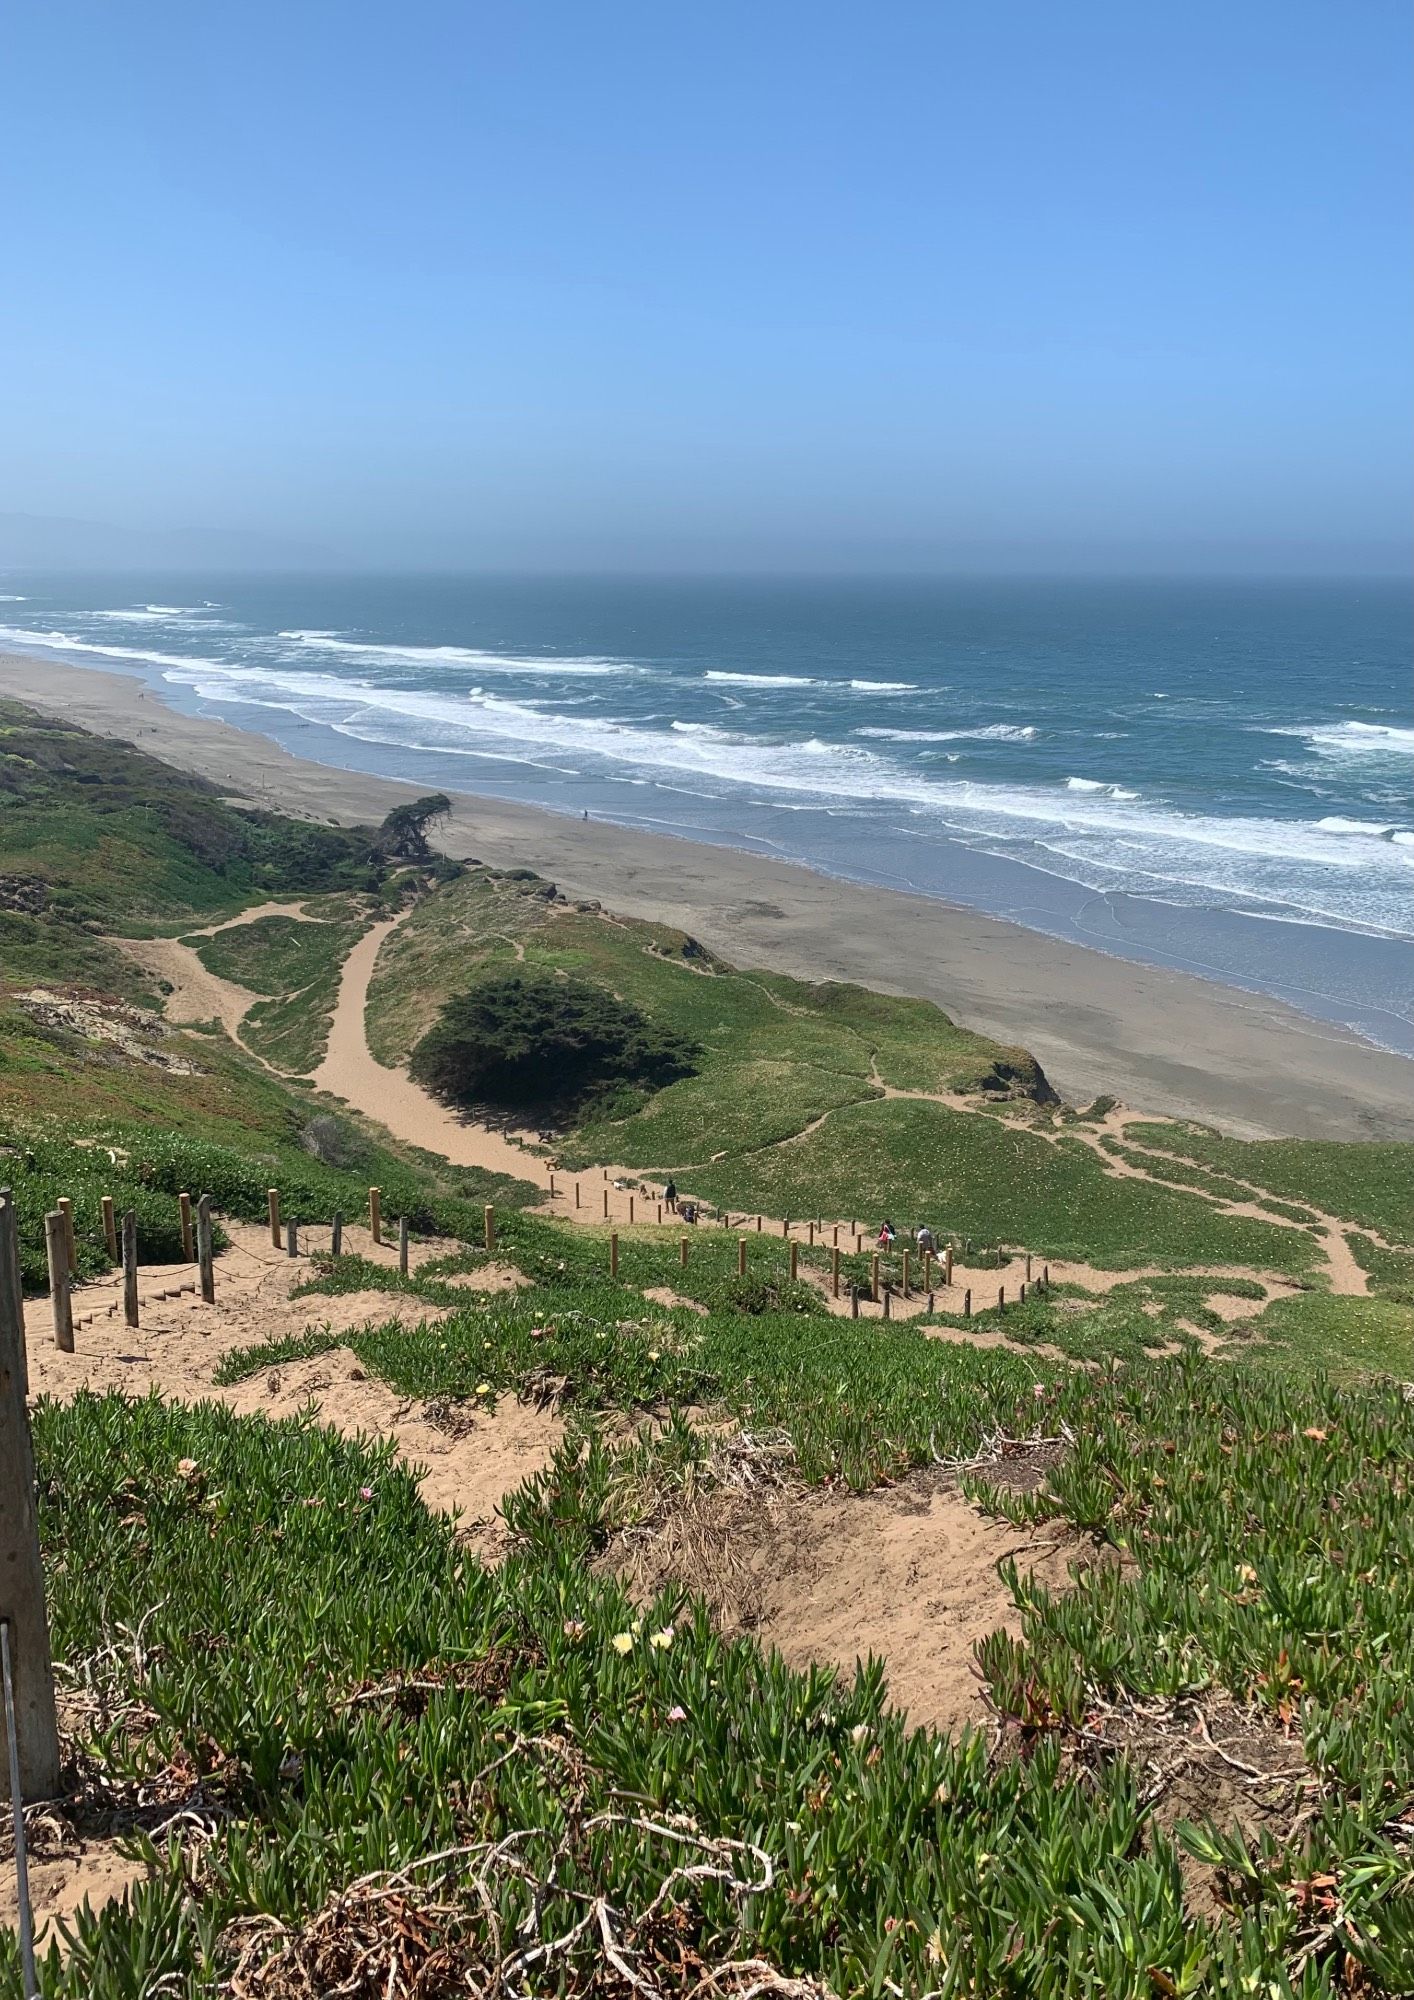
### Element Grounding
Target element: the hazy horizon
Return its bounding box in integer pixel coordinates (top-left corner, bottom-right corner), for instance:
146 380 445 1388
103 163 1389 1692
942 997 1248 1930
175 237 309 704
6 2 1410 575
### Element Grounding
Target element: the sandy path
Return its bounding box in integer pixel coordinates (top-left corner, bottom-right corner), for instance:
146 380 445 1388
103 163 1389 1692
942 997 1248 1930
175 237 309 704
313 918 554 1186
117 934 260 1045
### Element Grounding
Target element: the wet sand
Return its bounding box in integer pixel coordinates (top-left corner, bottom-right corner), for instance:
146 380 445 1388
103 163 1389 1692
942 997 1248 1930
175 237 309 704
5 649 1413 1142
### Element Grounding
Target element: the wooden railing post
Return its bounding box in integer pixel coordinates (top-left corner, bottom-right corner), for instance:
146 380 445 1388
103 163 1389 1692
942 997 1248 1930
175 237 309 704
1 1220 61 1801
737 1238 747 1277
331 1211 344 1257
179 1192 194 1262
610 1231 619 1277
196 1195 215 1304
286 1218 298 1259
101 1194 117 1262
369 1187 382 1244
267 1187 281 1249
122 1210 139 1329
56 1197 76 1277
831 1246 840 1298
399 1217 409 1276
0 1191 25 1398
45 1212 73 1353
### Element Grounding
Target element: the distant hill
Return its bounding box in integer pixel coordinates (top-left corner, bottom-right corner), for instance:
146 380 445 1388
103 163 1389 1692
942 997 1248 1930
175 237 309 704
0 508 339 571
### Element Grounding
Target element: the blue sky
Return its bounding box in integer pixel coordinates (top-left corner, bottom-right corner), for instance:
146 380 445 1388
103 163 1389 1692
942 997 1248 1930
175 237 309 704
5 1 1410 570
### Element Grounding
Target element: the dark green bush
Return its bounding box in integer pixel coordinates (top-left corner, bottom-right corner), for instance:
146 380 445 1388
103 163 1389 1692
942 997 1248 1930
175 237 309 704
410 970 698 1118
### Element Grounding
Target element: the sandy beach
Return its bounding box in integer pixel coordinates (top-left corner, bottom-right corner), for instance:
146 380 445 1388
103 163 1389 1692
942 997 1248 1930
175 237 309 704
5 648 1412 1143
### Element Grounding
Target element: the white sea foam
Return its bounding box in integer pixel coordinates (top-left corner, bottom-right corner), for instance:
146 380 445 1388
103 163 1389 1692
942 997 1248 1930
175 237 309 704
848 678 917 691
1316 817 1404 837
704 671 816 687
0 593 27 601
1271 720 1414 758
1065 777 1141 800
856 723 1036 743
0 624 247 677
275 629 626 675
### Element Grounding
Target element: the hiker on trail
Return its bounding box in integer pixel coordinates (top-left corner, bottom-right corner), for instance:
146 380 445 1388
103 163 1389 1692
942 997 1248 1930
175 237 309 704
664 1179 678 1213
877 1220 896 1248
915 1223 935 1256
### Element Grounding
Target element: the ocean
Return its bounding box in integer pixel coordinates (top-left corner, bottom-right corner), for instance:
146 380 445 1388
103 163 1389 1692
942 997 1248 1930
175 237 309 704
2 572 1411 1056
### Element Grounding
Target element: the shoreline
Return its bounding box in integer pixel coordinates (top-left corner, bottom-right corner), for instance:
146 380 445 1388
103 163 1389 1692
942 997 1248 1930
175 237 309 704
5 648 1413 1143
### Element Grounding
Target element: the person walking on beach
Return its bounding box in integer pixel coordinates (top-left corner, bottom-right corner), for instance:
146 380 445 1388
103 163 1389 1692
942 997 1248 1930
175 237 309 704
877 1219 896 1249
915 1223 935 1256
664 1179 678 1214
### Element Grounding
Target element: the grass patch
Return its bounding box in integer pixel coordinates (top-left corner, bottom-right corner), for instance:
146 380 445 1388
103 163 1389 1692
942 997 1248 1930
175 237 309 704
1126 1119 1414 1246
685 1098 1323 1273
1224 1291 1414 1379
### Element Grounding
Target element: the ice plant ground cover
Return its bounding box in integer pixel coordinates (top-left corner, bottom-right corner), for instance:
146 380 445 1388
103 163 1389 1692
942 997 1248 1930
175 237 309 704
9 1220 1413 1996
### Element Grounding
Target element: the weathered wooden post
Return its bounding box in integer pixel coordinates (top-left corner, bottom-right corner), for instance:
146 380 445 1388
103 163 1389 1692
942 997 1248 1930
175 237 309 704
549 1172 556 1196
944 1244 954 1285
575 1182 581 1209
483 1204 495 1253
680 1236 689 1269
870 1253 880 1302
656 1202 663 1224
610 1231 619 1277
267 1187 281 1249
369 1186 382 1244
196 1195 215 1304
927 1289 935 1313
331 1210 344 1256
1020 1280 1027 1303
1026 1253 1033 1281
56 1197 76 1277
832 1224 839 1248
850 1285 859 1319
963 1287 971 1318
789 1241 799 1280
628 1194 635 1223
122 1210 139 1329
286 1217 298 1258
756 1215 763 1234
808 1221 816 1246
101 1193 117 1262
45 1213 73 1353
602 1187 609 1219
737 1237 747 1277
781 1217 789 1238
0 1191 25 1398
178 1191 194 1262
1 1222 61 1804
398 1217 409 1276
997 1284 1005 1314
882 1285 892 1319
831 1246 840 1297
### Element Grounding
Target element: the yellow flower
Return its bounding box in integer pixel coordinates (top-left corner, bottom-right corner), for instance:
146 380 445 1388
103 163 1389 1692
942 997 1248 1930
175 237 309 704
475 1381 492 1396
649 1625 675 1650
610 1632 634 1655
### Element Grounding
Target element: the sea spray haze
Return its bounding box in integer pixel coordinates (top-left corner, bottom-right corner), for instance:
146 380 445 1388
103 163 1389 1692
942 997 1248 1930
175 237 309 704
2 572 1410 1051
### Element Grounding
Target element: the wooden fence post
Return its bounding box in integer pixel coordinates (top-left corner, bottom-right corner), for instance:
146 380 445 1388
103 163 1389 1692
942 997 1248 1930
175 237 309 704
602 1187 609 1219
0 1191 25 1398
871 1253 880 1302
963 1287 971 1318
755 1215 762 1234
1026 1253 1033 1281
831 1246 840 1298
196 1195 215 1304
781 1217 789 1238
1 1227 61 1801
679 1236 689 1268
331 1211 343 1257
850 1286 859 1319
997 1284 1005 1314
808 1222 816 1245
628 1195 635 1224
484 1204 495 1253
286 1218 298 1259
575 1182 581 1209
737 1238 747 1277
179 1192 194 1262
45 1213 73 1353
883 1285 891 1319
369 1187 382 1244
944 1244 954 1285
101 1194 117 1262
57 1197 76 1276
399 1217 409 1276
789 1241 798 1280
549 1172 556 1196
122 1210 139 1329
268 1187 281 1249
610 1232 619 1277
656 1202 662 1224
